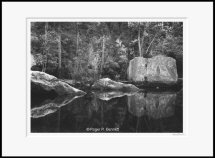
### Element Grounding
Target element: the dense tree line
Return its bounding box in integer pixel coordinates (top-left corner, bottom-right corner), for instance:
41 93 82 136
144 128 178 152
31 22 183 83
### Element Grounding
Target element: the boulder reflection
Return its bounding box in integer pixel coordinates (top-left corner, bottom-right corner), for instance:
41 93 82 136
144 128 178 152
31 94 85 118
127 92 176 119
93 91 138 101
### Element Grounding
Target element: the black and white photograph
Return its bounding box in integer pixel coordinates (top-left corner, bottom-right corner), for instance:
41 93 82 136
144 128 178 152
3 1 213 156
30 21 183 133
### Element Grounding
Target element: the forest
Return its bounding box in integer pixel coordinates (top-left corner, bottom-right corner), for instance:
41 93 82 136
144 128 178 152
31 21 184 132
31 22 183 86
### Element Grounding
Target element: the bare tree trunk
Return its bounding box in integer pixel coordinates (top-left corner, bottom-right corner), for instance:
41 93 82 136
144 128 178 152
100 35 105 78
138 23 142 57
42 22 48 72
76 23 79 56
141 28 145 57
146 34 156 55
58 33 62 69
161 22 164 30
74 23 80 75
161 22 164 53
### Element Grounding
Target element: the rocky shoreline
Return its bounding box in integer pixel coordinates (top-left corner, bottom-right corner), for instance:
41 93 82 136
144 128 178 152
31 71 182 97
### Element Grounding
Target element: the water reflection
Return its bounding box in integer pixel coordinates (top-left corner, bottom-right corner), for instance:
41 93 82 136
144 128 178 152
127 92 176 119
31 94 85 118
31 90 183 133
93 91 138 101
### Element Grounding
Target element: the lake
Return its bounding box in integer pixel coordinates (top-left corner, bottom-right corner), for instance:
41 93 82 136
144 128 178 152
31 89 183 133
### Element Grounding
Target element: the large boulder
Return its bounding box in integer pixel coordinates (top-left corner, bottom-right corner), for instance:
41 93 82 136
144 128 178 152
92 78 140 92
128 55 178 83
31 71 86 96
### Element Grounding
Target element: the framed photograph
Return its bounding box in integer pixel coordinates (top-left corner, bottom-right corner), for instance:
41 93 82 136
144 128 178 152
2 1 213 156
28 18 185 135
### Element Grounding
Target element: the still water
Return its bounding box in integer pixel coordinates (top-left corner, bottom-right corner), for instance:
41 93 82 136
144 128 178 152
31 90 183 133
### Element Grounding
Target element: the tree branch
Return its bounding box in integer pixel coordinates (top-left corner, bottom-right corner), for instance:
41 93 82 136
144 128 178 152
146 34 156 55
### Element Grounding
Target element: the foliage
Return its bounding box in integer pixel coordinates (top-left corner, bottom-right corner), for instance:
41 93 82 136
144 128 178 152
31 21 183 81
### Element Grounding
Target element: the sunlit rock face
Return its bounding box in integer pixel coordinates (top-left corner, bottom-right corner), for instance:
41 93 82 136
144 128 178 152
31 94 85 118
128 57 148 82
31 71 86 96
127 92 176 119
127 55 178 83
92 78 139 91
